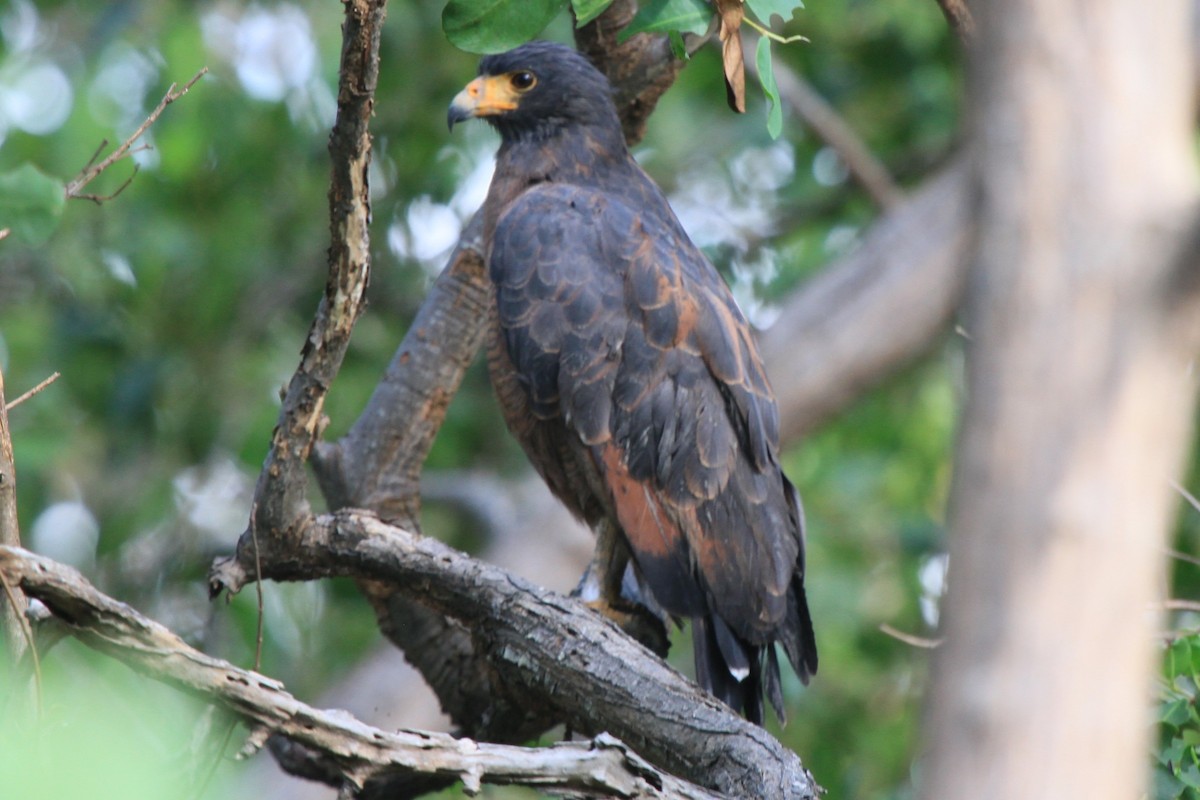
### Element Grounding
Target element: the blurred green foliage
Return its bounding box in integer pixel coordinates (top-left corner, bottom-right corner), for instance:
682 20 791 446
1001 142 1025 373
0 0 983 797
0 639 241 799
1158 633 1200 799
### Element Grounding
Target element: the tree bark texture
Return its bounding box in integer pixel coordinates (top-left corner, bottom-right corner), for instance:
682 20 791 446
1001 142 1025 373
0 545 724 800
210 511 818 798
922 2 1200 798
249 0 382 541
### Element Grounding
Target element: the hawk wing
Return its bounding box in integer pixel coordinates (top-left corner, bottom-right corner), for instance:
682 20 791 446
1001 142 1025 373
490 181 816 709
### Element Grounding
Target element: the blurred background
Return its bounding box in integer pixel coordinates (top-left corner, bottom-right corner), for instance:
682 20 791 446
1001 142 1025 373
0 0 1119 797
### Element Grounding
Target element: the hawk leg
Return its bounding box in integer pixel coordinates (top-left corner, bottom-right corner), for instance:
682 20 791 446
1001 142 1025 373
575 520 669 657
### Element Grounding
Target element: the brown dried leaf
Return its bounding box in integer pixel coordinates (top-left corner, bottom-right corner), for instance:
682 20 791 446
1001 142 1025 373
715 0 745 113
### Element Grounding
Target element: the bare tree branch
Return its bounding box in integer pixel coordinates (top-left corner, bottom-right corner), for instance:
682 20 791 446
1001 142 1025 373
311 217 487 522
0 546 723 799
209 511 818 798
5 371 60 412
64 68 207 202
0 364 29 665
760 160 971 441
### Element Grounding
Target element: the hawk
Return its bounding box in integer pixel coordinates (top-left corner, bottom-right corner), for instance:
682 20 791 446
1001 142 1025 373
448 41 817 723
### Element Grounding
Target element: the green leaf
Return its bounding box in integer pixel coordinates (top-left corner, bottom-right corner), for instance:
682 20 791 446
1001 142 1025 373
746 0 803 26
442 0 565 54
619 0 711 43
1164 699 1193 728
756 36 783 139
668 29 688 59
571 0 612 27
0 163 65 245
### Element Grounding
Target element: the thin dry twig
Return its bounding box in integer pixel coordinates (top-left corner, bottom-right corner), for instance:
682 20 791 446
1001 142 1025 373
1172 479 1200 516
0 568 41 710
251 509 264 672
72 164 142 205
2 544 722 800
880 623 943 649
64 68 207 201
1165 547 1200 568
5 372 61 412
1159 599 1200 613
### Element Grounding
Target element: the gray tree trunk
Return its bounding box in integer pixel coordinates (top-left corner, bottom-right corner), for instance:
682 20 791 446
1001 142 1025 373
922 1 1200 797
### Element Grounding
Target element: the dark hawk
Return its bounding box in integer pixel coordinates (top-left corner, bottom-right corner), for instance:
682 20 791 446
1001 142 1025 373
448 41 817 724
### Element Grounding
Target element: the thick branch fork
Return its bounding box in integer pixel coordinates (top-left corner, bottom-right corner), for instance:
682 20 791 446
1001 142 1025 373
209 511 818 798
1 545 720 799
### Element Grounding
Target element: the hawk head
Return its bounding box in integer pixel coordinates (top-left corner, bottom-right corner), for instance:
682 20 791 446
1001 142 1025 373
447 41 620 141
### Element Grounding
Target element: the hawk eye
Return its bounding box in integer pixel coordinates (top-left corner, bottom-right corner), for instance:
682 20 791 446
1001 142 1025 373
510 71 537 92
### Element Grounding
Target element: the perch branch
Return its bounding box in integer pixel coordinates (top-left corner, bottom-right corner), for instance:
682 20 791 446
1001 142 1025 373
0 546 720 799
209 511 817 798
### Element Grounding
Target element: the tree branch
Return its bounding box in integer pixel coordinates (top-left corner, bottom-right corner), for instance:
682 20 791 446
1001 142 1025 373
932 0 976 45
209 511 817 798
64 68 207 202
0 545 722 799
922 1 1198 797
760 159 971 441
573 0 692 146
0 364 28 664
311 216 487 522
222 0 968 793
246 0 383 545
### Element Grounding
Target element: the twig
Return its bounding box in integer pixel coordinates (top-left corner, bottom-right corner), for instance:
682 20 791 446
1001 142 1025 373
933 0 976 45
251 509 264 672
752 50 904 210
879 623 943 649
73 164 142 205
5 372 61 412
1171 479 1200 516
1165 547 1200 568
1159 599 1200 613
64 68 207 201
0 567 40 708
1 545 722 799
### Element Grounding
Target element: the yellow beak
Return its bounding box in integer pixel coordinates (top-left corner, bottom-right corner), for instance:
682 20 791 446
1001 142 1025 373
447 75 521 130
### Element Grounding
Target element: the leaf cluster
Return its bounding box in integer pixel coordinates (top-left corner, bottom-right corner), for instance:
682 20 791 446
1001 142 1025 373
440 0 806 137
1158 635 1200 799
